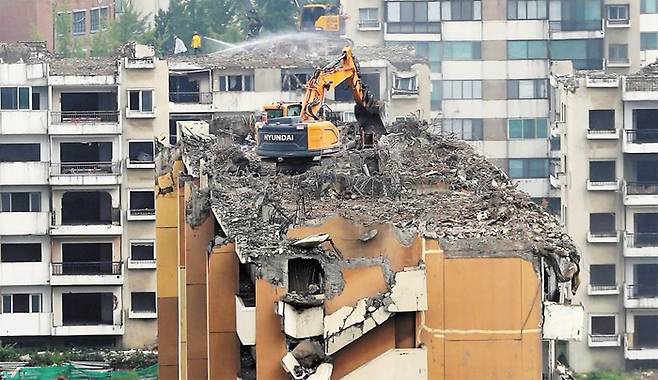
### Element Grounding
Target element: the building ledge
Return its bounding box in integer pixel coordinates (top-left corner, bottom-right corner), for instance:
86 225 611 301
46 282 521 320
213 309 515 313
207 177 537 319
587 284 620 295
587 180 618 191
127 162 155 169
607 60 631 68
128 311 157 319
587 232 618 243
125 108 156 119
606 20 630 28
589 334 621 347
587 129 619 139
127 211 156 221
127 260 156 269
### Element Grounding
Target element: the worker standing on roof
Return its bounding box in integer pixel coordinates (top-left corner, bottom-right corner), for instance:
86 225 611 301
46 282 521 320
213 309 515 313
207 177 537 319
191 32 202 55
173 34 187 55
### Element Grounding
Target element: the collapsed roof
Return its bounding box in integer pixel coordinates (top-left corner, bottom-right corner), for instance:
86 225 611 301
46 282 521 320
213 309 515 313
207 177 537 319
173 119 581 295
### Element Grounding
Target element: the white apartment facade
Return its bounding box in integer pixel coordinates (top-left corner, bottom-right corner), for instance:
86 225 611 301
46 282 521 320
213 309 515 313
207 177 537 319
0 45 165 348
552 70 658 371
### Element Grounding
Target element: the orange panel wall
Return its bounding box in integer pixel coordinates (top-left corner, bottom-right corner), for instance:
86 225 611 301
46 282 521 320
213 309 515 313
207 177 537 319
255 279 288 380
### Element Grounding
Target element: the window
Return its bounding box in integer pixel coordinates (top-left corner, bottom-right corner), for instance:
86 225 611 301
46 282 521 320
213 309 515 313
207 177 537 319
1 294 41 313
441 119 483 140
550 136 561 151
129 190 155 215
1 243 41 263
508 119 548 139
219 75 254 92
442 0 482 20
0 143 40 162
608 44 628 63
72 10 86 34
0 192 40 212
508 0 548 19
507 79 548 99
393 75 418 93
590 315 616 336
386 1 441 33
642 0 658 13
607 5 629 23
507 40 548 59
131 241 155 262
431 80 442 111
281 72 309 91
131 292 156 313
90 7 109 32
590 264 616 287
508 158 549 178
414 41 441 72
128 90 154 113
589 161 615 182
589 213 615 235
589 110 615 131
443 42 481 60
642 33 658 50
549 39 604 70
1 87 30 110
128 141 155 164
359 8 380 28
442 80 482 99
555 0 603 31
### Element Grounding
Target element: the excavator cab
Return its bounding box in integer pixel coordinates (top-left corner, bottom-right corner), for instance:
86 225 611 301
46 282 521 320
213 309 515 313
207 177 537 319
262 102 302 120
299 4 341 33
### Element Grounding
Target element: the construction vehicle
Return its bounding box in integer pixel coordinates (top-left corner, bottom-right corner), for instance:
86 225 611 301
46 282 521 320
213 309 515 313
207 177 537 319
256 46 385 164
298 2 343 33
261 102 302 120
238 0 263 39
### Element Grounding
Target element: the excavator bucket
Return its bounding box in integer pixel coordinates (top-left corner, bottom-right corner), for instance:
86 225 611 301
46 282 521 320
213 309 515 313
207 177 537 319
354 100 387 137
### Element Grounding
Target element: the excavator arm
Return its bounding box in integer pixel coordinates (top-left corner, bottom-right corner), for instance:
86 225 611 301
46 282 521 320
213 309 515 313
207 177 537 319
238 0 263 39
301 47 385 133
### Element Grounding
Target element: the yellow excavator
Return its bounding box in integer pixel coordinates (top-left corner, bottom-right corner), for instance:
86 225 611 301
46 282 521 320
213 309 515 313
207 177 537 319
256 46 385 164
298 2 342 33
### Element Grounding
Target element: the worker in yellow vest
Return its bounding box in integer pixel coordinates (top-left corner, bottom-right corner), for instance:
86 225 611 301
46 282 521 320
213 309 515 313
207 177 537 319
191 31 201 55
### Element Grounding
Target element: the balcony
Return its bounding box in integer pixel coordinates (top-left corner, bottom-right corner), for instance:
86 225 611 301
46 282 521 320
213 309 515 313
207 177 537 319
585 75 619 88
53 323 124 336
50 261 123 286
276 294 324 339
623 77 658 101
0 161 49 185
625 333 658 360
127 259 156 270
0 212 49 235
587 231 618 244
0 261 50 286
0 313 52 336
587 129 619 140
624 130 658 153
169 91 213 113
623 181 658 206
587 179 618 191
358 20 382 31
0 110 48 134
235 295 256 346
589 334 621 347
607 58 630 68
624 233 658 257
49 111 120 135
124 57 155 69
50 222 122 236
50 162 122 186
587 284 620 295
624 284 658 308
127 208 156 221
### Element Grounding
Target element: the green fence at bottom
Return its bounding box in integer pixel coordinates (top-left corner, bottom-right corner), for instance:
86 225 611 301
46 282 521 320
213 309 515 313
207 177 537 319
1 364 157 380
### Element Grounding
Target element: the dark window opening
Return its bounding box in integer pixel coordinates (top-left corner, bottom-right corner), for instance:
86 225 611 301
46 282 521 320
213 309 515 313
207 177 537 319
61 191 113 225
288 258 324 293
589 161 615 182
0 192 40 212
632 109 658 143
589 110 615 131
590 264 616 287
335 73 380 102
131 242 154 261
238 263 256 307
131 292 156 313
589 213 615 236
130 191 155 215
59 142 113 174
62 293 114 325
633 213 658 247
0 143 40 162
128 141 154 164
55 242 114 275
59 92 118 123
632 264 658 298
634 315 658 348
281 72 310 91
11 294 29 313
591 316 615 335
1 243 41 262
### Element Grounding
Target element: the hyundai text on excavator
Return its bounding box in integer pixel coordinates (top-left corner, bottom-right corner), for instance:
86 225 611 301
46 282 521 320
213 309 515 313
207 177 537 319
255 46 386 166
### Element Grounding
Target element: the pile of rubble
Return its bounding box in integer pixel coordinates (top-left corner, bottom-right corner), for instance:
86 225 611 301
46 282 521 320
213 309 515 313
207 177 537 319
177 119 580 293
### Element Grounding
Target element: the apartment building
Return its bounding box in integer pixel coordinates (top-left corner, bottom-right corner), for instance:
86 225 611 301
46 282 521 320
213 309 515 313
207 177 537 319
166 45 431 143
155 121 583 380
340 0 656 212
0 43 164 348
552 68 658 371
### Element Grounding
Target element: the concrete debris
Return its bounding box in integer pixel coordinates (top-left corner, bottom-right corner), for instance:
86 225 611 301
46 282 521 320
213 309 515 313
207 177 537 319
175 119 580 294
49 57 118 76
291 339 326 369
292 234 331 248
0 42 50 63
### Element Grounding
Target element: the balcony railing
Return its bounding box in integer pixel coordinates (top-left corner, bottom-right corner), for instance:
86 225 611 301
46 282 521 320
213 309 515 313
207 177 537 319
627 284 658 299
627 182 658 195
587 128 616 135
589 231 617 239
50 162 121 176
129 208 155 216
169 91 212 104
51 111 119 124
590 284 618 292
626 129 658 143
358 20 381 29
52 261 122 275
590 334 620 343
626 233 658 248
626 333 658 350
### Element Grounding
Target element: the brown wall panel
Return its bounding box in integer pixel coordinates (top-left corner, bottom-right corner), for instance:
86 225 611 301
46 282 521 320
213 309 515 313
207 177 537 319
255 279 288 380
157 297 179 366
325 265 388 314
208 244 238 333
208 333 240 380
332 318 397 378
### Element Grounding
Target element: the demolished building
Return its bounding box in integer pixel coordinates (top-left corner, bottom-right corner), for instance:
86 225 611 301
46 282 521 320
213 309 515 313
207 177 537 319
155 119 583 379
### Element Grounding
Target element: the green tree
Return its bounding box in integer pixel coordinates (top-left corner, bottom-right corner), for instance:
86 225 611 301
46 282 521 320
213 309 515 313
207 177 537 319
53 1 73 56
254 0 297 33
89 0 148 57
